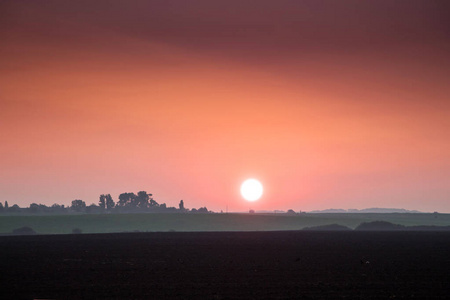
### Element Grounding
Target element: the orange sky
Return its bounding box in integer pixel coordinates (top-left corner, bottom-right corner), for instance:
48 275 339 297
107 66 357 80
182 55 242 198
1 1 449 212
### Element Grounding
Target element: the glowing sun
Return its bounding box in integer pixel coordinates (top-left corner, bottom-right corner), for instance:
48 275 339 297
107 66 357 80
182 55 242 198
240 179 263 202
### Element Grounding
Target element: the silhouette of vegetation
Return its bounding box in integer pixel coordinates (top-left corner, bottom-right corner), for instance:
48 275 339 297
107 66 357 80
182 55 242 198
72 228 82 234
86 203 102 214
197 207 209 213
355 221 405 231
12 226 36 235
98 194 115 210
179 200 185 211
0 191 211 215
117 192 136 208
71 199 86 212
9 204 21 213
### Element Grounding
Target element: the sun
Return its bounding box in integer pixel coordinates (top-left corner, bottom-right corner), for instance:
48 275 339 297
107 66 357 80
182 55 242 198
240 179 263 202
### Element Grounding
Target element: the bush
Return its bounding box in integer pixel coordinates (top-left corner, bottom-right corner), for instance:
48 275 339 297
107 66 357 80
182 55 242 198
12 226 36 235
355 221 405 231
72 228 82 234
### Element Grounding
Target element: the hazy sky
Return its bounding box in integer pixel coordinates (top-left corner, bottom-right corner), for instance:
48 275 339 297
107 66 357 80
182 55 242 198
1 0 449 212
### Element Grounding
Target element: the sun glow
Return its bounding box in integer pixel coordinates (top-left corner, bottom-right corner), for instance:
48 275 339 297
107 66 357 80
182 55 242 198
240 179 263 202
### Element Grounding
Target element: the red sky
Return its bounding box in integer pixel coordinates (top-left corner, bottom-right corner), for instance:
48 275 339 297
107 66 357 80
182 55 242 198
1 0 449 212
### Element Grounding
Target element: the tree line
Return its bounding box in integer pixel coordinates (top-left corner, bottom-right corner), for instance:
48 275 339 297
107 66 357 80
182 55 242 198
0 191 211 214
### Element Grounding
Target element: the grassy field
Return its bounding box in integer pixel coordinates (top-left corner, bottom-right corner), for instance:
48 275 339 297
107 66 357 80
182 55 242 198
1 212 450 234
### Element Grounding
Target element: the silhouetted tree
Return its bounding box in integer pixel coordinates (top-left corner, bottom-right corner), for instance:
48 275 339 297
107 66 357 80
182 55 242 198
105 194 115 210
136 191 151 209
149 198 159 208
29 203 40 213
51 203 66 213
0 202 4 212
71 199 86 212
189 207 209 213
160 203 167 209
9 204 20 213
179 200 185 211
99 194 115 210
38 204 49 212
86 203 101 213
117 193 137 207
99 195 106 209
5 201 8 210
198 207 209 213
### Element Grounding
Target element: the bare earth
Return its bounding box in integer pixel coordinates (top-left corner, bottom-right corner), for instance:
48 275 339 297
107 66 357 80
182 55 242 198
2 231 450 299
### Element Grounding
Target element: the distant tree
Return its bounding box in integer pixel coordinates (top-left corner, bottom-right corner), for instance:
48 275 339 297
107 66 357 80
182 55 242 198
86 203 101 213
149 198 159 208
9 204 20 213
287 209 296 215
117 193 137 207
99 194 115 210
38 204 49 212
136 191 151 209
160 203 167 209
71 199 86 212
166 206 177 212
105 194 115 210
197 207 209 213
189 207 210 214
0 202 3 212
5 201 9 210
99 194 106 209
179 200 185 211
51 203 66 213
249 209 255 214
29 203 40 213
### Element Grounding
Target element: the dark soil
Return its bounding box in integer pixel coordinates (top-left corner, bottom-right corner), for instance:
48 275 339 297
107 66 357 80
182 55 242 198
1 231 450 299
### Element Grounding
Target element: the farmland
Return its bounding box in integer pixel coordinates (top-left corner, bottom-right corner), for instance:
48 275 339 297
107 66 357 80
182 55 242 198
1 212 450 234
2 231 450 299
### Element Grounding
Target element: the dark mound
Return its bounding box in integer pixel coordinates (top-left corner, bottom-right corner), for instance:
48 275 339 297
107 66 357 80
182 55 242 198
302 224 352 231
355 221 405 231
72 228 82 234
12 226 37 235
